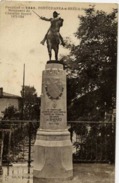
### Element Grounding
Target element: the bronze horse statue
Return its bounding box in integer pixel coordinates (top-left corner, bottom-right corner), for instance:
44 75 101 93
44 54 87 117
46 18 64 61
32 11 64 61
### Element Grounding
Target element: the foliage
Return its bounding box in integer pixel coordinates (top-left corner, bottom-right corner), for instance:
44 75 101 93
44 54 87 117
20 85 40 120
2 105 19 120
71 122 115 163
1 86 40 163
62 7 117 120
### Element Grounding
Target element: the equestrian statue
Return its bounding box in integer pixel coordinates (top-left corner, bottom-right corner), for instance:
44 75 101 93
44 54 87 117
33 11 65 61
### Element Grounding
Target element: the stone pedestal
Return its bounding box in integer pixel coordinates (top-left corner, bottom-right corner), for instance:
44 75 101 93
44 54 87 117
33 61 73 183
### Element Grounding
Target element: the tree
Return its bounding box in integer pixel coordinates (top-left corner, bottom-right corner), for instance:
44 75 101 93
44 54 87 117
2 106 19 120
20 86 40 120
62 7 117 120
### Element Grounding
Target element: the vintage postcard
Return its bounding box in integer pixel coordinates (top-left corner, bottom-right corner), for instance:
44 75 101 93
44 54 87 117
0 1 118 183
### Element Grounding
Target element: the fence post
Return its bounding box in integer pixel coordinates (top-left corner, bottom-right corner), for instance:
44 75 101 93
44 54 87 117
8 129 11 166
0 130 4 175
28 122 31 174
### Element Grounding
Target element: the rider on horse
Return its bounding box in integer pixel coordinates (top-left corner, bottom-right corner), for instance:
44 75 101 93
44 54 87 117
40 11 65 46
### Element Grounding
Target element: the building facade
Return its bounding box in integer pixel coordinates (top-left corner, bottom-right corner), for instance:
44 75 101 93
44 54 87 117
0 88 21 119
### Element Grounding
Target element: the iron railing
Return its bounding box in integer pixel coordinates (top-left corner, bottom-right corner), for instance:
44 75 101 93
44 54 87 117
0 120 39 173
0 120 115 171
68 121 115 163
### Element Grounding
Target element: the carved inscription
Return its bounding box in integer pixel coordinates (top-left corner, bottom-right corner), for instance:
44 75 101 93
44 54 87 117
46 70 63 75
42 109 66 125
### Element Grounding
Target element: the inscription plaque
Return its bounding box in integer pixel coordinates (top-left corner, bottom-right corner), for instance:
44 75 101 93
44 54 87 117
42 108 66 125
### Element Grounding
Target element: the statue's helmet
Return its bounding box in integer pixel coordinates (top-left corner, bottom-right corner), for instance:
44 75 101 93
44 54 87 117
53 11 60 16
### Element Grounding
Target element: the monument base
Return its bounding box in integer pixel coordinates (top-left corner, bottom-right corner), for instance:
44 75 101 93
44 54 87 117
33 129 73 182
33 61 73 182
33 177 73 183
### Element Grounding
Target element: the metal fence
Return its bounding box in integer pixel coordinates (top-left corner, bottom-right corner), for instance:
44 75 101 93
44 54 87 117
0 120 39 174
69 121 115 163
0 120 115 171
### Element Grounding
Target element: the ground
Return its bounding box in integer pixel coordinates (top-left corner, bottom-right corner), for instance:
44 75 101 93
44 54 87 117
0 163 114 183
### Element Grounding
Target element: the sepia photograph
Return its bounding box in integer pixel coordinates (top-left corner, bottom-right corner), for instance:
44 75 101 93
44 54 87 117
0 1 118 183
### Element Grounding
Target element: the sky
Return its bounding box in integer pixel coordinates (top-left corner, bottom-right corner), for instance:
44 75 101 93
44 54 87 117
0 1 117 96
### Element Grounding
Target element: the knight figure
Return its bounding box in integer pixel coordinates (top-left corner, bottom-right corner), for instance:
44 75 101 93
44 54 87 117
40 11 65 46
